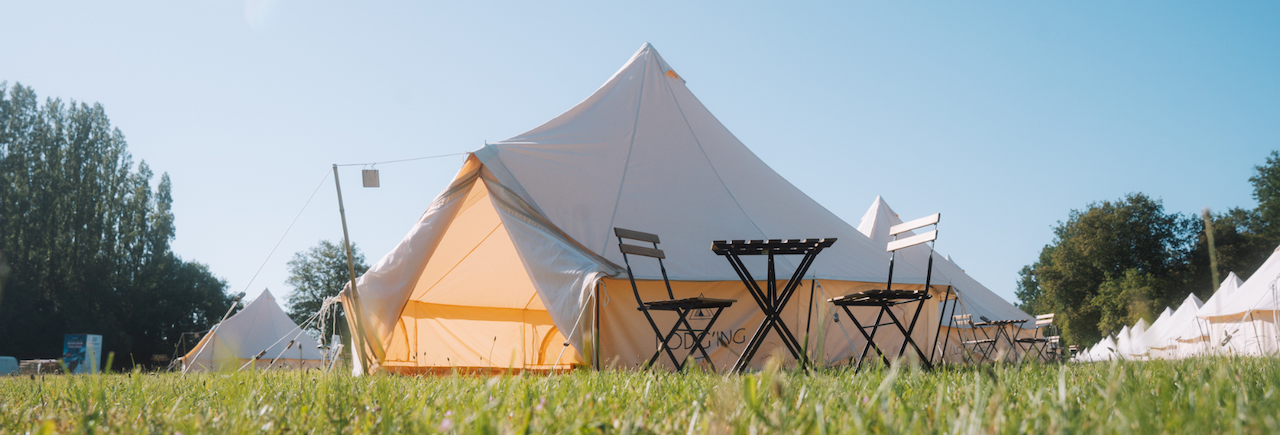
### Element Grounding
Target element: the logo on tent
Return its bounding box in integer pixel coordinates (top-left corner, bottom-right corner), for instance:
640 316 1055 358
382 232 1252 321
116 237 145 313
690 294 714 320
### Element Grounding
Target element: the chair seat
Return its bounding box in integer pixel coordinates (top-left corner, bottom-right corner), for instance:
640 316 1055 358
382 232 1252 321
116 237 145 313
1016 337 1048 343
963 339 997 345
642 297 736 311
828 289 930 306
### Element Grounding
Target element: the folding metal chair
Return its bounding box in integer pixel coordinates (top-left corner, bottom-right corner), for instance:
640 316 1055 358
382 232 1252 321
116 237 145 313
615 228 736 372
952 314 997 363
1015 313 1056 363
829 213 939 370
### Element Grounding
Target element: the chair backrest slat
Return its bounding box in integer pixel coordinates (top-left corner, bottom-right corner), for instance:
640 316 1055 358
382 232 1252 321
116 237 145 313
889 213 940 236
887 230 937 252
619 243 665 259
1035 313 1055 327
614 228 660 244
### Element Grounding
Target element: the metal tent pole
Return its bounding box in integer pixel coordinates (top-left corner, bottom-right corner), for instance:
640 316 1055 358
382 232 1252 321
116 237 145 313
332 164 384 371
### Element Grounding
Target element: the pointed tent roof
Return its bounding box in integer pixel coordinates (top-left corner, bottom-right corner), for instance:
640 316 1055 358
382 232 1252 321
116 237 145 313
1135 307 1173 352
855 196 1034 326
1091 336 1118 361
1126 318 1149 357
474 44 928 284
1115 325 1133 358
1159 292 1206 346
1201 247 1280 322
183 289 322 370
1196 271 1245 320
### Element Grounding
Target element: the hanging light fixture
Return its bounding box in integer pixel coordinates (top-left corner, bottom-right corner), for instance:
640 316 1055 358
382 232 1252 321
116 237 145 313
362 165 380 188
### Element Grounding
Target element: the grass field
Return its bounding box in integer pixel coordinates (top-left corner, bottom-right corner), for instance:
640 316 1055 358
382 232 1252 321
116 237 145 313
2 357 1279 434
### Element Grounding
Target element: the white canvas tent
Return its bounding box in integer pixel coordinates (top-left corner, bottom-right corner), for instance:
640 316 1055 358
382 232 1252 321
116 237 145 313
1173 272 1242 356
1148 293 1204 359
1089 336 1118 361
1200 247 1280 355
181 290 323 372
1130 308 1171 359
854 196 1040 362
1112 325 1133 360
340 44 954 374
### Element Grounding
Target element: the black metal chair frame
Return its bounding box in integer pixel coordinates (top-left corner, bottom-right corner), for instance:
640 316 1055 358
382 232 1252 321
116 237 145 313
711 238 836 374
1015 314 1057 363
952 314 998 364
615 228 735 372
829 214 940 370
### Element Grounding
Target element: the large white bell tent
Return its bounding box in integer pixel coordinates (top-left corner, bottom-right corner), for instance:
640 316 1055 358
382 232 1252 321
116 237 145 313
181 289 323 372
1176 272 1245 355
1200 247 1280 355
339 44 955 375
854 196 1042 362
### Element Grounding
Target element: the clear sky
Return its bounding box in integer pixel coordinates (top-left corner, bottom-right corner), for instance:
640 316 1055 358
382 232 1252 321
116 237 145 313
3 1 1278 307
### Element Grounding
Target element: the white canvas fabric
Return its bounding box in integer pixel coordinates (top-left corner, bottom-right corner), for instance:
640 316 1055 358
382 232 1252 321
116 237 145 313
1200 249 1280 355
1148 293 1204 358
1090 336 1118 361
1197 271 1247 321
341 44 950 374
1122 319 1149 358
1132 307 1173 357
1113 325 1133 360
1201 248 1280 322
1171 273 1242 356
182 290 323 372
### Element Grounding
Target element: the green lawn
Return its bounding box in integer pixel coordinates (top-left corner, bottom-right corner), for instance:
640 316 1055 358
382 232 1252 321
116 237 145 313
2 357 1279 434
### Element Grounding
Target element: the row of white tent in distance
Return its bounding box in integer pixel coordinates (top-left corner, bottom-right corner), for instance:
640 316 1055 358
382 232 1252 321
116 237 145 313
1077 244 1280 361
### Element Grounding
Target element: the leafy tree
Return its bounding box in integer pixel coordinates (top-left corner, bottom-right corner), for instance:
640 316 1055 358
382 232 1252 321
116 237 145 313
1249 150 1280 239
1018 193 1194 345
285 240 369 338
0 82 231 368
1091 268 1162 334
0 251 9 308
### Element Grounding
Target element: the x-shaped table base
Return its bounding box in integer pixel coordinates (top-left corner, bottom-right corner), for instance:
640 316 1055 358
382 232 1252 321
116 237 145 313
712 239 836 374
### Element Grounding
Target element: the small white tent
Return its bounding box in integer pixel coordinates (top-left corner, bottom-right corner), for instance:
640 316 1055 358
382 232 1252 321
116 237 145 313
1174 273 1242 356
1113 325 1133 360
1121 319 1149 359
340 44 951 374
1149 293 1204 359
1090 336 1118 361
1132 307 1173 358
181 290 323 372
1201 248 1280 355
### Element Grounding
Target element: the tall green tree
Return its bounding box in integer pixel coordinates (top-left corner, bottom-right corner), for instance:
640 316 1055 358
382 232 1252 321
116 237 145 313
1249 150 1280 239
1018 193 1195 346
0 82 231 368
1020 151 1280 348
285 240 368 338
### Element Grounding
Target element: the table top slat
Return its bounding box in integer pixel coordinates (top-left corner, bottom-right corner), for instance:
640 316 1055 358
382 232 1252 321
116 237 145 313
710 238 836 255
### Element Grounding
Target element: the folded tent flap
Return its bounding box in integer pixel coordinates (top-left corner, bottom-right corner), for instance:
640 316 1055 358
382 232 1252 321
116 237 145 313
342 154 620 373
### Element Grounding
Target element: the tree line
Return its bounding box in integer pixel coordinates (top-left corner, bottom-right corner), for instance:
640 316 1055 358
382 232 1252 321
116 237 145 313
0 82 232 368
1017 152 1280 347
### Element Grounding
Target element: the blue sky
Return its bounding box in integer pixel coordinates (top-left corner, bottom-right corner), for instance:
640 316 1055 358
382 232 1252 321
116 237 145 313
3 1 1278 307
